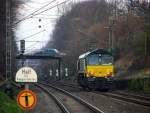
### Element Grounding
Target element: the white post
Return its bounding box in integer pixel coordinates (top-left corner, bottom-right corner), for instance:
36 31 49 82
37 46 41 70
49 69 52 77
25 83 29 90
56 69 59 77
65 68 68 77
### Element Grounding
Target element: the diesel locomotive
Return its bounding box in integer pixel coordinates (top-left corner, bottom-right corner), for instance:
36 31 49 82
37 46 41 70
77 49 114 90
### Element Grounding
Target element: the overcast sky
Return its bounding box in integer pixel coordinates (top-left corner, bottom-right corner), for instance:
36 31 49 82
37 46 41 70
15 0 88 53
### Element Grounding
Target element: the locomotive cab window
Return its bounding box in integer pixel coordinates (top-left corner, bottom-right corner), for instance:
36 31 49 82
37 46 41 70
87 54 113 65
87 54 99 65
79 59 85 71
101 54 113 65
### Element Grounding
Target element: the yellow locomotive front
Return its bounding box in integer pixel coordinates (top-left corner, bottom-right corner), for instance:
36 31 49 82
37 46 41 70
77 49 114 90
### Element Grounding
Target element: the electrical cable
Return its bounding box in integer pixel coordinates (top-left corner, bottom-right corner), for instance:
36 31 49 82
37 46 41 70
23 4 39 10
31 0 70 17
37 14 61 17
25 42 40 50
13 0 71 25
14 0 57 25
16 40 48 43
21 29 46 40
30 17 58 19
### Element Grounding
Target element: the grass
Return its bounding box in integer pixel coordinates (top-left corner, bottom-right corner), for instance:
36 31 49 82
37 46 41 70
0 91 24 113
128 78 150 93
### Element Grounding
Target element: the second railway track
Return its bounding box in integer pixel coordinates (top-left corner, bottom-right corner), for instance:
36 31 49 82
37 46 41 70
100 91 150 108
52 82 150 108
37 82 105 113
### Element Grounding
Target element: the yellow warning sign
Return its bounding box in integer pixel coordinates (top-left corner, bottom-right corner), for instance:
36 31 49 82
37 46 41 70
17 90 37 110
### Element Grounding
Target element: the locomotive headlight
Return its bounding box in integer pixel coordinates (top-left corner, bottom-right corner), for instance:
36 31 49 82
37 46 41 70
91 71 94 75
87 71 94 76
106 72 112 77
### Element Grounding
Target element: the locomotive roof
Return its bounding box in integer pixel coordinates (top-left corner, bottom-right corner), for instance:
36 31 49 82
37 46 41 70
79 49 112 59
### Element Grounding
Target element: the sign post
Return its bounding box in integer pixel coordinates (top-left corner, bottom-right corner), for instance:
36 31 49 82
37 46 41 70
25 83 29 90
16 67 38 111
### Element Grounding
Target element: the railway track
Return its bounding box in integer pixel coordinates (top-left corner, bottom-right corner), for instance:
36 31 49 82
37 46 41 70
114 91 150 101
100 91 150 108
38 82 104 113
54 82 82 90
52 82 150 108
35 83 70 113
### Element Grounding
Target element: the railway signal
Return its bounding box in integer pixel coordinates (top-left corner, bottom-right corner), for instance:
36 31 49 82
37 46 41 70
20 40 25 54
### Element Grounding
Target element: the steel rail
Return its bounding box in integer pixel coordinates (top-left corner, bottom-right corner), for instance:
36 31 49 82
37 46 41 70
100 92 150 108
39 82 105 113
114 91 150 101
35 83 70 113
56 82 82 89
53 81 150 108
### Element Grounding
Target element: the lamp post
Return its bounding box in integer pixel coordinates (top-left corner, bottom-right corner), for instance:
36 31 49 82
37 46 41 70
104 17 115 52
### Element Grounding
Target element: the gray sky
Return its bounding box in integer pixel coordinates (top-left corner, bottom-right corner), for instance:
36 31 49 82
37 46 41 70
15 0 87 53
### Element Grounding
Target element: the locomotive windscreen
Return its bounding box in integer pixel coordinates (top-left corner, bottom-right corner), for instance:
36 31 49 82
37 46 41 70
87 54 113 65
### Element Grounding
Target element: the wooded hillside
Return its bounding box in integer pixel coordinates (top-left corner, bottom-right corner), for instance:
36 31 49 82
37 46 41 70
46 0 150 77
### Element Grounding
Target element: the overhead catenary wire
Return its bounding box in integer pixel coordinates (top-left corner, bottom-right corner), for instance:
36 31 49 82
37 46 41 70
25 41 40 50
13 0 71 25
14 0 57 25
37 14 61 17
23 42 46 54
16 41 49 42
23 4 39 10
20 29 46 40
30 0 70 17
30 16 58 19
31 1 54 5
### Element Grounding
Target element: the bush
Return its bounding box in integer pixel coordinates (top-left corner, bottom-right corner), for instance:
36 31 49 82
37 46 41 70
128 78 150 93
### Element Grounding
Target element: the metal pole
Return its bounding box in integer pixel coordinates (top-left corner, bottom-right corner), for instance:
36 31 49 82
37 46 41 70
108 17 114 52
56 69 59 79
111 26 114 50
25 83 29 90
6 0 12 80
108 26 112 51
58 58 61 80
145 33 147 56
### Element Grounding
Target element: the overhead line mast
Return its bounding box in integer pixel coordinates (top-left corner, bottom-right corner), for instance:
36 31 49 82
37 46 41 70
6 0 12 80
